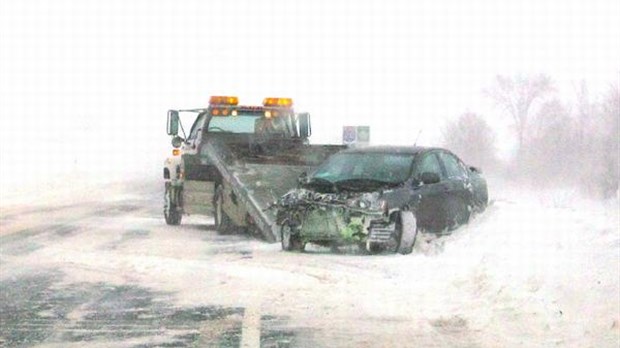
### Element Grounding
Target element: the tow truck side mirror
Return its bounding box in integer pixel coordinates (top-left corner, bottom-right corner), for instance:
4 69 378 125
298 113 311 138
167 110 179 136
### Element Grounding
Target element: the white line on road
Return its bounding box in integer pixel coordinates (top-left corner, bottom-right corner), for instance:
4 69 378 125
240 304 261 348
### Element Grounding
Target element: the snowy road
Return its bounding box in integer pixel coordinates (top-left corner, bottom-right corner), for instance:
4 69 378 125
1 180 618 347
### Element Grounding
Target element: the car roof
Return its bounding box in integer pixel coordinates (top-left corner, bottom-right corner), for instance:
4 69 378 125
340 145 436 155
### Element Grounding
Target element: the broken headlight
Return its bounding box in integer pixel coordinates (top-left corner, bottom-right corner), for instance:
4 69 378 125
346 193 386 212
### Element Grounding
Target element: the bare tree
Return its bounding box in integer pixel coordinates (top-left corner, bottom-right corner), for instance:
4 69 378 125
595 84 619 198
485 74 554 157
442 112 497 170
521 99 576 184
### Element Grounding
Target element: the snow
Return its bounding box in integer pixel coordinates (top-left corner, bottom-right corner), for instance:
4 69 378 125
1 179 618 347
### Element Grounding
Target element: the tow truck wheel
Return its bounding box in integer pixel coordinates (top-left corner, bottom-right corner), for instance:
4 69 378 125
164 185 182 225
281 224 304 251
214 185 232 233
396 211 417 255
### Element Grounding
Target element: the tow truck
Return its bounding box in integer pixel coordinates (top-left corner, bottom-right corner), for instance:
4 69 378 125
163 96 345 242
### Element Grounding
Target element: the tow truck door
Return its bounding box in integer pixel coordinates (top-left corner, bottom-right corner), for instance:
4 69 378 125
181 112 217 215
182 113 209 180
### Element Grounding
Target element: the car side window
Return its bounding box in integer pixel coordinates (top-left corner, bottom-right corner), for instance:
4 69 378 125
413 153 443 180
438 151 468 178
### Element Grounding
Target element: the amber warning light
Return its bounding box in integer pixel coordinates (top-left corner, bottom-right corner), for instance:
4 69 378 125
263 98 293 107
209 96 239 105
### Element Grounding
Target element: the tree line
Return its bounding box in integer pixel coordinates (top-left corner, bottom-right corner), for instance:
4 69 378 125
442 74 619 199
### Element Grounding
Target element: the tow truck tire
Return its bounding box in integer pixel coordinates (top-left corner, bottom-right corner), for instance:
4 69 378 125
281 224 304 251
164 185 182 226
396 211 417 255
214 185 232 233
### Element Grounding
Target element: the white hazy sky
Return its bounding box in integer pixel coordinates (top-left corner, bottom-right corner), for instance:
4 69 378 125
1 0 619 188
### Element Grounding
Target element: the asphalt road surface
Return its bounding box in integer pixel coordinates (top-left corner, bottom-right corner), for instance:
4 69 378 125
1 180 618 347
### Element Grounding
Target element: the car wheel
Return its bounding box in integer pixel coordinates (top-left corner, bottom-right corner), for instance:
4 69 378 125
396 211 417 255
164 184 182 225
281 224 304 251
214 184 232 233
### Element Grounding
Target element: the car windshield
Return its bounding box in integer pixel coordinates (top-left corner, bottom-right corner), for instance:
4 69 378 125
311 152 414 185
206 113 296 136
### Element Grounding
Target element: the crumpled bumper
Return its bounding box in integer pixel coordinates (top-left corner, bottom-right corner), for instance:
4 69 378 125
298 207 396 246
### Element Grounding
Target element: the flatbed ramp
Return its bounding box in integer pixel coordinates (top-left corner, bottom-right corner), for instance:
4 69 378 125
203 138 344 242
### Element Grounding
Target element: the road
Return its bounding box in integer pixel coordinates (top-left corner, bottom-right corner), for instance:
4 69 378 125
1 180 618 347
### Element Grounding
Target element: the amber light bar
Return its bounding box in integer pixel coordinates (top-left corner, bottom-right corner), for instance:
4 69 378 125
263 97 293 107
209 96 239 105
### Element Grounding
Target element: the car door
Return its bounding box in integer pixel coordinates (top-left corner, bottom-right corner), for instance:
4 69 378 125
410 151 447 232
436 151 473 230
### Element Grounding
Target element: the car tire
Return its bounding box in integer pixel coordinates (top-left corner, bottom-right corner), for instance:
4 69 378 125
281 224 304 251
214 184 232 233
396 211 417 255
164 184 182 225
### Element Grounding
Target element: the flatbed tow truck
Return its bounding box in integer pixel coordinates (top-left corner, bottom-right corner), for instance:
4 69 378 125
163 96 345 242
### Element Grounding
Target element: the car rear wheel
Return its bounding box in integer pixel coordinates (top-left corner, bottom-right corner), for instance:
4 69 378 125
164 184 182 225
214 184 232 233
396 211 417 255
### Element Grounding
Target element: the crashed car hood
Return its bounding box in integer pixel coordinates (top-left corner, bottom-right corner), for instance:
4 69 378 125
279 188 384 211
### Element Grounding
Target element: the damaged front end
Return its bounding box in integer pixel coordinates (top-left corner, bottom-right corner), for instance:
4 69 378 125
276 188 400 252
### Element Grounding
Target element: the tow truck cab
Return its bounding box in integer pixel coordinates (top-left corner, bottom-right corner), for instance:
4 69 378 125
162 96 317 235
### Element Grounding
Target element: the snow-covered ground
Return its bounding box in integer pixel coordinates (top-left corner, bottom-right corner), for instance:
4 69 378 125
1 178 618 347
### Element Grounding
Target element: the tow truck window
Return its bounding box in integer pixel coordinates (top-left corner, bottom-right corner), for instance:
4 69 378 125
188 113 207 141
207 115 260 133
207 114 296 136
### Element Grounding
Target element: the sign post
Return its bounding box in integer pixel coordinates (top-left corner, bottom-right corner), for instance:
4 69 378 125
343 126 370 147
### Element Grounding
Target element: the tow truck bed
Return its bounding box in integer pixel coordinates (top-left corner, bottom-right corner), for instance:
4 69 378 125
202 138 345 241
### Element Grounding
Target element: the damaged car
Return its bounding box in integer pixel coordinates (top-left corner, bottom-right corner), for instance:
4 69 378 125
276 146 488 254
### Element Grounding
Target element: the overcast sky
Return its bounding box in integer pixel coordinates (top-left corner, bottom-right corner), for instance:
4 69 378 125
1 0 618 188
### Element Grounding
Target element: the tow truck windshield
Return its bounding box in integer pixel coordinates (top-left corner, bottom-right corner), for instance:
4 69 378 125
206 112 296 137
207 114 260 133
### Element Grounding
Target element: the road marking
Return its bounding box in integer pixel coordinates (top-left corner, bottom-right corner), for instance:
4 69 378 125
240 304 261 348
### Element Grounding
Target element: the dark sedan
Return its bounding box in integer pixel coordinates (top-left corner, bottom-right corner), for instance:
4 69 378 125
276 146 488 254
